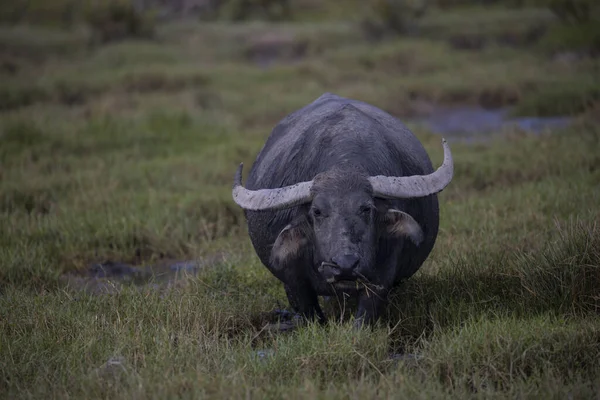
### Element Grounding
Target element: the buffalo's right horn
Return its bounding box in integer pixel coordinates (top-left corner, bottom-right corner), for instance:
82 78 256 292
368 138 454 199
232 163 314 211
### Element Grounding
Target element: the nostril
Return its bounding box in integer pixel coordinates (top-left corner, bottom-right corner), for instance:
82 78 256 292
331 254 360 271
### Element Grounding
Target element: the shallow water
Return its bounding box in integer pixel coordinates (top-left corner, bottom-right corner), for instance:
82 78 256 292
61 256 224 295
418 106 572 137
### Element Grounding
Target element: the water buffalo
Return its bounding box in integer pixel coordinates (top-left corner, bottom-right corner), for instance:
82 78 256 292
232 93 453 326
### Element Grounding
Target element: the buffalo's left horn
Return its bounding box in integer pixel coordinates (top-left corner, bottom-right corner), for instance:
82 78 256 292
232 163 314 211
368 138 454 199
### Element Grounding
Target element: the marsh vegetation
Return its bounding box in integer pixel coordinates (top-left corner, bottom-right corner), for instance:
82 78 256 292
1 0 599 398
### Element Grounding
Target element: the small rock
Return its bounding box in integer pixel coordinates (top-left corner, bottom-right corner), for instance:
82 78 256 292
92 356 127 379
255 349 275 362
272 308 295 320
265 320 298 333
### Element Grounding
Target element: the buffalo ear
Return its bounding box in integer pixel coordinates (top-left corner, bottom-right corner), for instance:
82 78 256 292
270 220 311 267
384 209 424 246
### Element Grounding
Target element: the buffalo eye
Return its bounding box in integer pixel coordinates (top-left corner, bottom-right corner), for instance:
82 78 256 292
359 205 372 215
310 201 328 219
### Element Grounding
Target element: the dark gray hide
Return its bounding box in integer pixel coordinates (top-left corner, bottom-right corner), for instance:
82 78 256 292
240 93 443 325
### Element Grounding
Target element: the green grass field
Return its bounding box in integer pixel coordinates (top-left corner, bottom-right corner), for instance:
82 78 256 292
1 2 599 398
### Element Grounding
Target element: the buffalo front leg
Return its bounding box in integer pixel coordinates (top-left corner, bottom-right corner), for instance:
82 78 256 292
354 289 388 328
284 282 326 324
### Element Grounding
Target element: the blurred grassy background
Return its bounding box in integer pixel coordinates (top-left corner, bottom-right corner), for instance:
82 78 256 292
1 0 599 398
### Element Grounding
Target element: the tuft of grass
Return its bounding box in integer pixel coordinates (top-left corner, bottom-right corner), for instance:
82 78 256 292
385 218 600 339
515 219 600 314
0 84 49 111
539 21 600 54
423 314 600 390
417 6 555 48
512 80 600 117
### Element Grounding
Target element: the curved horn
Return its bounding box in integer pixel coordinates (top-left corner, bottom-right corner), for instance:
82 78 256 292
369 138 454 199
232 163 314 211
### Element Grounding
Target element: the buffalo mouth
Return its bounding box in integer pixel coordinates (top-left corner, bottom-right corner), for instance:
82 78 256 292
318 262 383 291
330 280 363 291
318 262 357 283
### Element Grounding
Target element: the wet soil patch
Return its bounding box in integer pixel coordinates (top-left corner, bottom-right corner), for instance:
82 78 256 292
60 254 225 295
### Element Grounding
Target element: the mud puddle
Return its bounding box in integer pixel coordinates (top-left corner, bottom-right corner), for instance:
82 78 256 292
414 106 572 140
60 254 225 295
